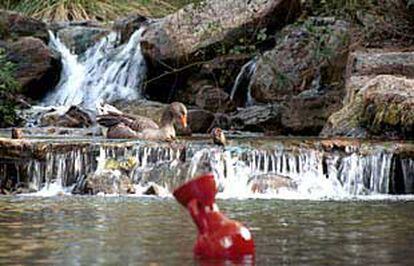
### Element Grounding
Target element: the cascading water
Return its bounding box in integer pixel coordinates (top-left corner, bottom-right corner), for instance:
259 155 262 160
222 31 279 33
230 59 257 107
44 28 147 110
2 139 413 200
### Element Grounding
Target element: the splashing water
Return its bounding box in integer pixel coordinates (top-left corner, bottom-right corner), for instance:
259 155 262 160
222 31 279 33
44 28 147 110
3 140 413 200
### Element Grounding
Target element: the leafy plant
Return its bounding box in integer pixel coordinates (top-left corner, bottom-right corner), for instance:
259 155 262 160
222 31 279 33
0 48 21 127
0 49 20 93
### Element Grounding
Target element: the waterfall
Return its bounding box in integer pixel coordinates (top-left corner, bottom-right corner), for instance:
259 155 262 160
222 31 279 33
230 59 257 107
2 140 413 199
44 28 147 110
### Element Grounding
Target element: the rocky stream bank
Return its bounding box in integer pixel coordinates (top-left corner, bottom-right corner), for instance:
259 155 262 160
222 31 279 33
1 0 413 139
0 0 414 196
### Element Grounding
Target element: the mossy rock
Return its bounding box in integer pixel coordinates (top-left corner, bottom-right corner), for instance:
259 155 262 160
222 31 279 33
323 75 414 139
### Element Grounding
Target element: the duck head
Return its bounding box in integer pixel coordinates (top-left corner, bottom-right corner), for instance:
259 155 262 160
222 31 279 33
169 102 188 128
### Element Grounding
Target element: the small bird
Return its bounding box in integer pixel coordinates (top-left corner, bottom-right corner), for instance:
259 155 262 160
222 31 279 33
97 102 188 142
11 128 23 139
210 127 226 146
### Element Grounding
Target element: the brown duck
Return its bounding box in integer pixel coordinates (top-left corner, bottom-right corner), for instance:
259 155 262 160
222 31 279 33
210 127 226 146
97 102 188 142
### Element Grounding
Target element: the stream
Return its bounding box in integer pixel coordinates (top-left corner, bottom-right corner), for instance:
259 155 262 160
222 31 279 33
0 196 413 265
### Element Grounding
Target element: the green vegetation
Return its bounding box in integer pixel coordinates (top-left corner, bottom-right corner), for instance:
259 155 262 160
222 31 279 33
0 0 201 21
0 49 20 94
306 0 414 47
307 0 374 20
0 48 21 127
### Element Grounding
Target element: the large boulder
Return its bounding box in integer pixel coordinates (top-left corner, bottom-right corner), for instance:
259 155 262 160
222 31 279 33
140 0 300 64
322 75 414 139
0 37 61 100
0 10 48 42
250 17 350 103
247 17 351 134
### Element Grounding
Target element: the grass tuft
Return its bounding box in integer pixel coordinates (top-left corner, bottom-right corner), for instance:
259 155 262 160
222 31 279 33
0 0 201 21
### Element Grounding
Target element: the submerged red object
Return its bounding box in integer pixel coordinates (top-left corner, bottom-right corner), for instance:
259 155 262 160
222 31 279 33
173 174 255 259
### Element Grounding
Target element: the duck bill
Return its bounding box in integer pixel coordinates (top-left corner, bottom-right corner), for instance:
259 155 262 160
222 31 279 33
180 115 188 128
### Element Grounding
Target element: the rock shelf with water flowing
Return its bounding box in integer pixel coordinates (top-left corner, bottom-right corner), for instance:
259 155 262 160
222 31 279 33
0 137 413 200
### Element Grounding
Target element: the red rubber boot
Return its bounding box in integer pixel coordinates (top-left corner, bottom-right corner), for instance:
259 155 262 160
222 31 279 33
173 174 255 259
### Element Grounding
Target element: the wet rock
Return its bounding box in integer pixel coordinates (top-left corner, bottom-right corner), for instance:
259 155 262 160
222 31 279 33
231 104 284 132
57 26 110 54
143 183 168 196
188 109 215 133
40 106 93 128
249 174 297 194
195 85 236 113
0 37 61 100
74 170 135 195
0 10 48 42
65 106 93 126
113 14 148 44
322 75 414 139
141 0 300 64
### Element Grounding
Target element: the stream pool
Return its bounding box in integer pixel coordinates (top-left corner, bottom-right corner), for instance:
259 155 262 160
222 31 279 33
0 196 413 265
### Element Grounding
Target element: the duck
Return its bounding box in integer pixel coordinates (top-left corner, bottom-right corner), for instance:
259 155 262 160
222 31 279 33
97 102 188 142
11 128 23 139
210 127 226 146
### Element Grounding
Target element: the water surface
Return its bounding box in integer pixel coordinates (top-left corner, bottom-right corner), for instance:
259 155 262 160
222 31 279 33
0 197 413 265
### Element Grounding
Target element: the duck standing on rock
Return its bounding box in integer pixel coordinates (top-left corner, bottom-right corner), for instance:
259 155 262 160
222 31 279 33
97 102 188 142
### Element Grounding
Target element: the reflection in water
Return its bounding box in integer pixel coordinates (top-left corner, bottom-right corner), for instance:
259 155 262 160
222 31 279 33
0 197 413 265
